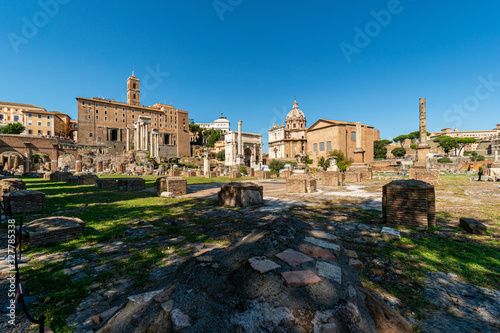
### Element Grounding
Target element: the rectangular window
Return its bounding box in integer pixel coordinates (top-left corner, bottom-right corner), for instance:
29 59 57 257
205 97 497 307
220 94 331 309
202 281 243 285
89 133 93 137
28 129 33 134
132 109 135 112
47 115 51 119
88 102 91 106
327 141 332 151
115 112 118 116
313 143 318 152
14 116 19 121
105 117 107 121
351 132 356 141
96 110 99 114
122 107 125 111
104 105 107 108
95 102 99 107
47 122 51 126
122 113 125 117
38 130 42 135
88 115 91 119
115 106 117 110
28 113 32 117
38 121 42 126
123 119 125 123
104 111 107 115
115 118 118 122
81 101 85 105
88 108 91 113
47 131 51 136
38 114 42 119
132 115 135 119
28 120 32 125
95 116 98 120
319 142 325 151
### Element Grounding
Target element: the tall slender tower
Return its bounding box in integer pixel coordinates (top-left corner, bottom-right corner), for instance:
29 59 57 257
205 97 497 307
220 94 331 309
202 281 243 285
127 72 140 106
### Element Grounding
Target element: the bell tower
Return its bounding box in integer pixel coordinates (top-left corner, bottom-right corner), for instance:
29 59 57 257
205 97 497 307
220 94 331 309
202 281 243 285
127 72 140 106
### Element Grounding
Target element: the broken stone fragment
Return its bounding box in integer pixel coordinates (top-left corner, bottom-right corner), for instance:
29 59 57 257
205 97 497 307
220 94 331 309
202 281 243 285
281 270 322 287
275 249 313 267
298 243 336 259
349 258 364 271
459 218 488 235
171 309 190 331
303 237 341 255
345 249 358 259
248 256 281 273
381 227 401 240
160 191 175 198
316 261 342 284
153 285 176 303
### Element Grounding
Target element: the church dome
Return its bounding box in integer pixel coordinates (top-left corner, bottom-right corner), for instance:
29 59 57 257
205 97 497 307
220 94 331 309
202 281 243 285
286 98 305 120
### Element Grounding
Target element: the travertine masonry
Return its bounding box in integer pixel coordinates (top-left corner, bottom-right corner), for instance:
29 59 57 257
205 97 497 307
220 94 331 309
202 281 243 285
218 182 263 207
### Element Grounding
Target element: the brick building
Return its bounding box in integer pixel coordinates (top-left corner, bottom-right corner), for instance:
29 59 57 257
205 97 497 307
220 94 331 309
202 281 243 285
306 119 379 167
76 73 190 159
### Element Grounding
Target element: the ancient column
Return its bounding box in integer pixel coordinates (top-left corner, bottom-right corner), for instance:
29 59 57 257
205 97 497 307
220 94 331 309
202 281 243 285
126 127 130 151
76 159 82 173
24 153 30 173
419 98 427 145
352 122 366 165
237 121 243 165
495 150 498 162
7 154 12 170
150 130 154 156
203 149 210 173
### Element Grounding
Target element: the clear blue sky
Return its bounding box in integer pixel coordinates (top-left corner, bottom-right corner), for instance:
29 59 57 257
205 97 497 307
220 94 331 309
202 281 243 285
1 1 499 151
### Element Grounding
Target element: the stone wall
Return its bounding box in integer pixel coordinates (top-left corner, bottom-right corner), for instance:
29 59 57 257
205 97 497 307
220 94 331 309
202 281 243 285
256 171 271 180
286 174 317 193
165 177 187 196
0 178 26 201
21 216 85 246
321 171 342 186
409 167 440 186
229 171 241 179
382 179 436 229
4 190 46 215
117 178 145 191
79 174 99 185
96 179 117 188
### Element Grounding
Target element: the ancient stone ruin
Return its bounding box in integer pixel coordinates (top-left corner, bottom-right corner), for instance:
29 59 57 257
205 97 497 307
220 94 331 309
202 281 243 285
382 179 436 229
117 178 146 192
97 218 412 332
3 190 46 215
21 216 85 246
0 178 26 200
218 182 264 208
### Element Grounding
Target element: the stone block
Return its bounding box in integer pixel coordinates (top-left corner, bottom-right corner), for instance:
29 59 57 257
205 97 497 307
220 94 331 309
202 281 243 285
316 261 342 284
281 170 293 179
0 178 26 201
196 171 204 177
154 177 166 196
66 176 79 184
303 237 341 255
459 218 487 235
382 179 436 229
3 190 46 215
168 170 180 177
286 174 317 193
409 167 440 186
256 170 271 180
79 174 98 185
321 171 341 186
117 178 145 191
275 249 313 267
204 171 216 178
229 171 241 179
43 173 52 180
160 192 175 198
381 227 401 240
186 171 197 177
96 179 117 188
298 243 335 259
281 270 321 287
165 177 187 196
249 168 255 177
50 171 72 182
218 182 263 208
344 171 362 183
248 257 281 273
21 216 85 246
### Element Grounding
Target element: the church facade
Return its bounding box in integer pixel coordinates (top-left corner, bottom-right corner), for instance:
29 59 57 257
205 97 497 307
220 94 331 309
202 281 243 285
268 99 308 159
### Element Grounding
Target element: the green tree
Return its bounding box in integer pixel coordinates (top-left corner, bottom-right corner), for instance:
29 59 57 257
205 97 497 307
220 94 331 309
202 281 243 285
433 136 459 155
189 123 204 146
393 135 408 147
269 159 285 172
391 147 407 158
215 150 225 161
456 137 477 155
374 140 391 159
410 144 417 150
239 166 247 175
203 129 223 147
306 154 313 165
0 123 25 134
318 156 330 170
328 149 353 172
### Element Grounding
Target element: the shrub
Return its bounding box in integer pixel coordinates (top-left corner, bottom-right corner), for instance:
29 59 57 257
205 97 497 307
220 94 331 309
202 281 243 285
437 157 453 163
239 166 247 175
269 160 285 172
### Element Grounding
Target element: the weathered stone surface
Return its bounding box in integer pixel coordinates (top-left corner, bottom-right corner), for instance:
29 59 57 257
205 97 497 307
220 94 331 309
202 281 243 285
218 182 263 208
204 171 216 178
3 190 45 215
117 178 145 191
153 285 176 303
275 248 313 267
49 171 73 182
248 256 281 273
96 178 117 188
281 270 322 287
420 312 499 333
345 249 358 259
459 218 488 235
286 173 317 193
229 170 242 179
171 309 191 331
409 166 439 186
298 243 336 259
79 174 98 185
316 261 342 284
164 177 187 196
362 288 413 333
303 237 341 254
308 230 337 241
381 227 401 240
0 178 26 200
383 179 436 229
160 191 175 198
21 216 85 246
348 258 364 271
255 170 271 180
424 272 500 329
